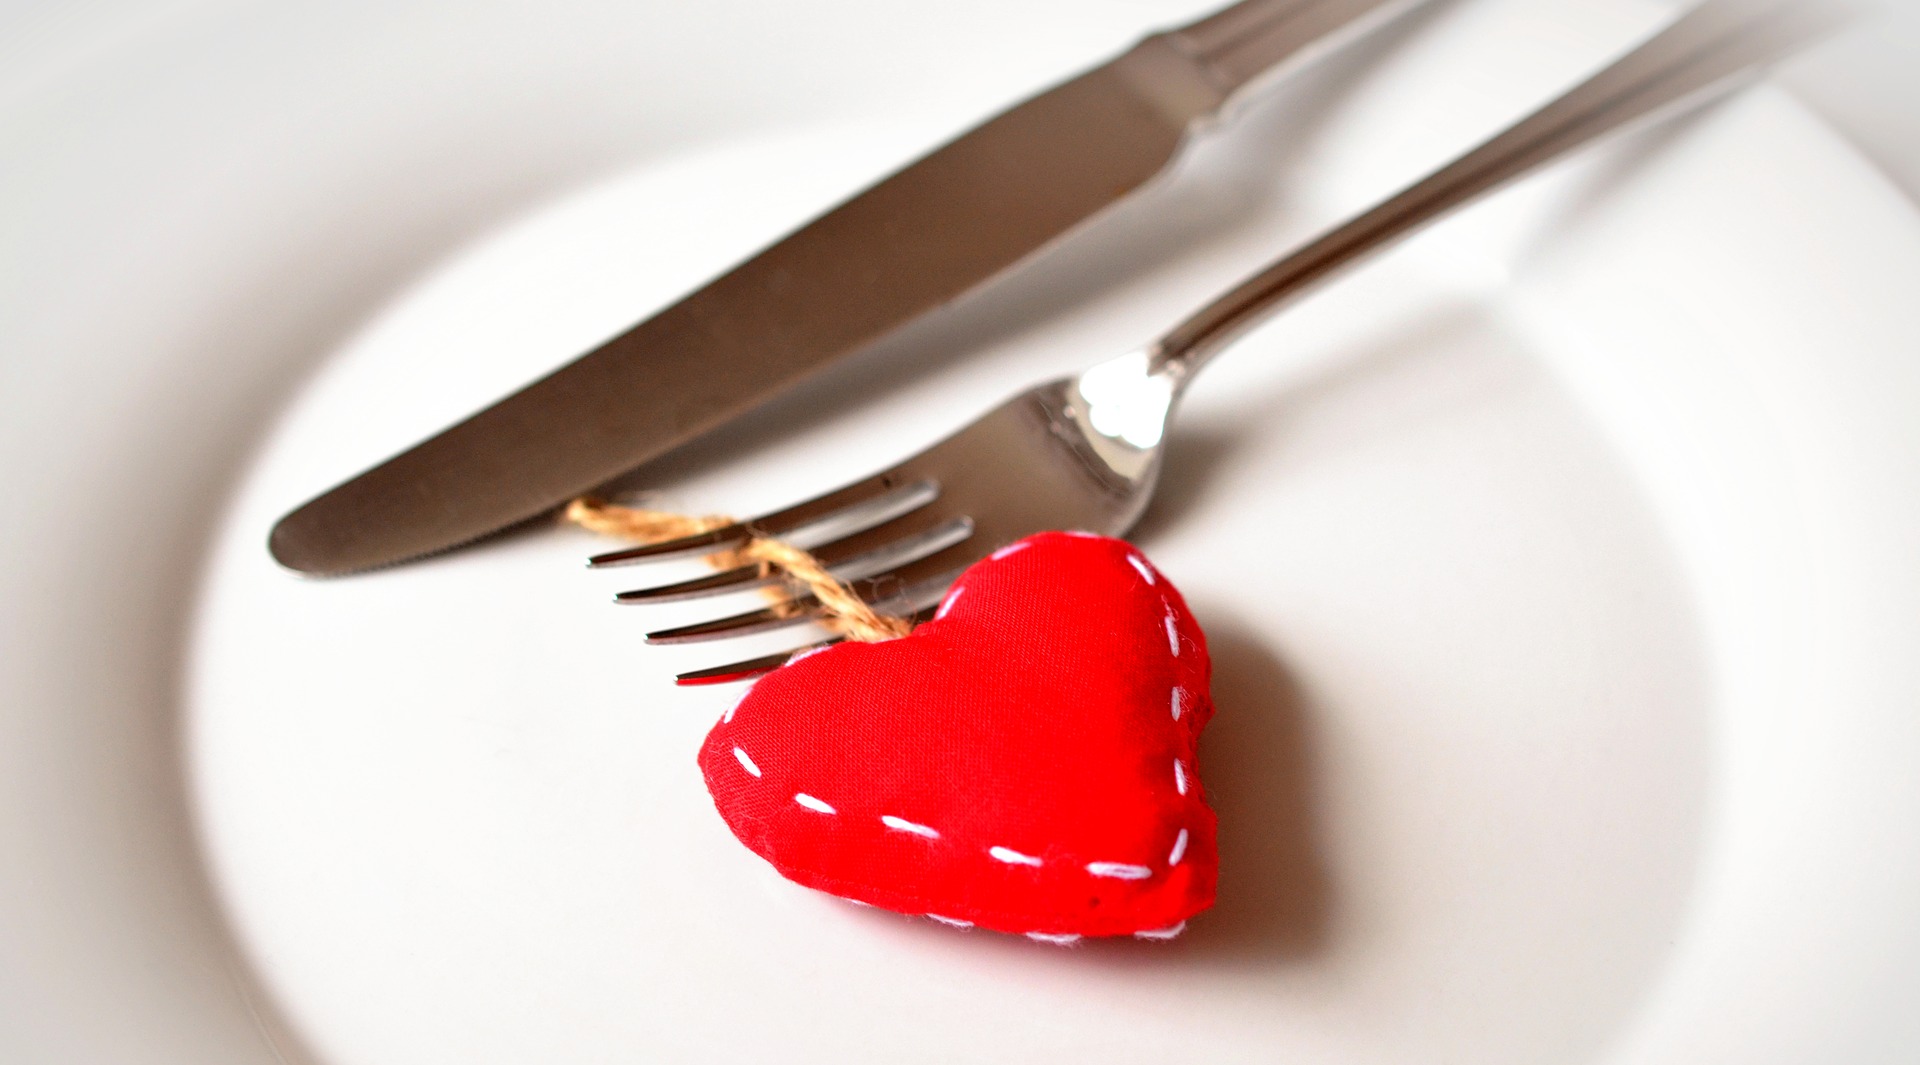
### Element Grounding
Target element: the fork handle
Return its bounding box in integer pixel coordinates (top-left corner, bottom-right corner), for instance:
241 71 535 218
1152 0 1843 377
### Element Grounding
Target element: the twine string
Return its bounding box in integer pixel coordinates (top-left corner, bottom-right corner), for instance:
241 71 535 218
565 497 913 643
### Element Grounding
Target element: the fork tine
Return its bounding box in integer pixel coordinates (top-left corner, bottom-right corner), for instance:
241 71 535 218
644 537 980 645
646 598 821 645
674 647 829 686
587 523 752 567
614 511 973 605
586 475 939 569
615 562 770 604
673 608 939 685
838 538 987 614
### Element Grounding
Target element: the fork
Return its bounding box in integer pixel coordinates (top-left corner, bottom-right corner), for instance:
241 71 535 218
590 0 1838 685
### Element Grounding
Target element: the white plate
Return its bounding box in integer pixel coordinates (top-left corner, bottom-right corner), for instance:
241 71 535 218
6 1 1920 1063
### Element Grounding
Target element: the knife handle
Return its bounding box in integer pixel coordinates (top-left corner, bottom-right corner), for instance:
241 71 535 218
1168 0 1415 98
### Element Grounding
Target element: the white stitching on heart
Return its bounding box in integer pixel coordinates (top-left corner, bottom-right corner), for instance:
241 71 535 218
732 746 761 777
794 793 836 814
927 914 973 928
989 846 1043 867
1171 686 1183 721
1134 921 1186 940
1163 608 1181 657
1026 932 1082 944
1127 554 1156 585
729 758 1181 886
787 645 831 666
934 585 964 620
990 542 1030 561
881 815 940 839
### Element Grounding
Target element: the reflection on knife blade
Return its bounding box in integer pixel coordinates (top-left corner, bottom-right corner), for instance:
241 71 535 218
269 0 1427 575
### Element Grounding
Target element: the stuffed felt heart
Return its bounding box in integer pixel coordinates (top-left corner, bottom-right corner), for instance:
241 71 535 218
698 531 1216 942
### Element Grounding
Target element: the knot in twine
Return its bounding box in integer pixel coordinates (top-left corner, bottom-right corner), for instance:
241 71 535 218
565 497 914 643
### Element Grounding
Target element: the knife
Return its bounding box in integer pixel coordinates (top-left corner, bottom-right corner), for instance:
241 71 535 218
270 0 1424 574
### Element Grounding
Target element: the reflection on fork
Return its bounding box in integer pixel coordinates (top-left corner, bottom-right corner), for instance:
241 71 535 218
589 0 1843 686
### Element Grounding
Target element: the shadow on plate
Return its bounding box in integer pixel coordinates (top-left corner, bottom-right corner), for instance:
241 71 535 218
1172 619 1333 964
1131 299 1499 545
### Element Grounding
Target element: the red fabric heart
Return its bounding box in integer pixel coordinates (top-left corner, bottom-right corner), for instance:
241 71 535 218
698 532 1216 941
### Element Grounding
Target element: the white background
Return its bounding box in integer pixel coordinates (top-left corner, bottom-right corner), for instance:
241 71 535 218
5 0 1920 202
3 3 1918 1064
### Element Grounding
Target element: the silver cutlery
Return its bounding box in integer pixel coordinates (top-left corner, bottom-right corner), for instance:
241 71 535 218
591 0 1843 684
268 0 1429 576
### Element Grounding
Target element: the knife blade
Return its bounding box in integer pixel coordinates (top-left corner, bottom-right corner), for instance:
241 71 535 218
270 0 1422 574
